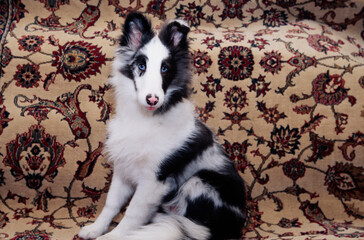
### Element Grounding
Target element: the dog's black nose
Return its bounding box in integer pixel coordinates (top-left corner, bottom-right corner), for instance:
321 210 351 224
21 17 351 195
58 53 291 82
146 94 159 106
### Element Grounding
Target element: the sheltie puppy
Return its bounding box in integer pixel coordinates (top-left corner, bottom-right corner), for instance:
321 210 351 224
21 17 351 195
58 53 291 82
79 12 247 240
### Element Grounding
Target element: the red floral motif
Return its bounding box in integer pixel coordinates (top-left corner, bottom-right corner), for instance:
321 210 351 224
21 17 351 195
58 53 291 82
307 34 341 54
200 75 223 98
190 50 212 75
195 101 215 123
77 204 97 219
218 46 254 81
312 72 349 106
36 0 70 11
14 64 41 89
147 0 167 17
175 2 205 27
223 139 250 172
261 8 288 27
224 86 248 110
307 133 334 163
248 75 271 97
223 32 245 43
260 50 283 75
283 158 306 181
257 101 287 124
3 125 65 189
10 230 52 240
52 40 106 82
220 0 248 20
18 35 44 52
268 125 301 159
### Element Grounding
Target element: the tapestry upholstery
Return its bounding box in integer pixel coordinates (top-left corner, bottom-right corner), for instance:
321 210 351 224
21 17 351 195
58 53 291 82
1 0 364 239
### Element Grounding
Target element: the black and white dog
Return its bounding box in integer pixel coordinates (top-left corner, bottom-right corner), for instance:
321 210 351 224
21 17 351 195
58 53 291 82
79 12 247 240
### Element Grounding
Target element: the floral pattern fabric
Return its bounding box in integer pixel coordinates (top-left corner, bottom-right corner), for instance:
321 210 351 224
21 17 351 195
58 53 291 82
0 0 364 239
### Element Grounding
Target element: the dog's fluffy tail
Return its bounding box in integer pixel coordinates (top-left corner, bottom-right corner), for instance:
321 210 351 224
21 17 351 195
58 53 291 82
124 213 210 240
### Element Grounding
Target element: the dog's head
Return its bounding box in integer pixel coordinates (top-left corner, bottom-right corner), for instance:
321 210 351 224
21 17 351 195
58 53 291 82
116 12 191 114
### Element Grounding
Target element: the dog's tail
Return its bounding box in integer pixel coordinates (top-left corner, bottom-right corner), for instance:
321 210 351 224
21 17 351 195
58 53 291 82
123 213 210 240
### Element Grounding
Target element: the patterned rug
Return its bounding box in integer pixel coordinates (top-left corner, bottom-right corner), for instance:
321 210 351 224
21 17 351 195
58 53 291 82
0 0 364 239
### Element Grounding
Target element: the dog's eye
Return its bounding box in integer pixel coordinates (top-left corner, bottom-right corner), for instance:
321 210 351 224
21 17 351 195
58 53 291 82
138 64 146 71
161 65 168 73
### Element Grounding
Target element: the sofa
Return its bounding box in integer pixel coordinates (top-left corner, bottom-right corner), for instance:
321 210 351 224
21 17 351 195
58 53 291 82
1 0 364 239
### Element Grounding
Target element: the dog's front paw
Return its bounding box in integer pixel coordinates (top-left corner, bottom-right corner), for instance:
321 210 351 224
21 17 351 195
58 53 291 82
96 233 119 240
79 223 107 239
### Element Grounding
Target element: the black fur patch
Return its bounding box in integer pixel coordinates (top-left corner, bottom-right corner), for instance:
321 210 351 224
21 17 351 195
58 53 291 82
196 168 246 211
119 12 154 49
154 21 191 115
184 195 245 240
157 120 214 181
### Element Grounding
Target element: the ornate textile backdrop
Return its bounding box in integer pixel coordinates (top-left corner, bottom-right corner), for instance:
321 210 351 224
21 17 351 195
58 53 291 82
0 0 364 239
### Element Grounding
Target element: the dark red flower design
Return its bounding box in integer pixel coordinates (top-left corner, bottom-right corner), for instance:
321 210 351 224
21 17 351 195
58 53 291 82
224 86 248 110
307 34 341 54
268 125 301 159
195 101 215 123
202 37 222 50
260 50 283 75
77 204 97 219
13 208 33 220
222 111 249 124
223 139 250 172
277 217 302 228
312 72 350 106
52 41 106 82
3 125 65 189
334 112 348 134
307 133 334 163
325 162 364 201
10 230 52 240
18 35 44 52
283 158 306 181
175 2 205 27
224 32 245 43
220 0 248 20
219 46 254 81
257 101 287 124
190 50 212 75
14 64 41 88
248 75 271 97
147 0 167 17
262 8 288 27
200 75 223 98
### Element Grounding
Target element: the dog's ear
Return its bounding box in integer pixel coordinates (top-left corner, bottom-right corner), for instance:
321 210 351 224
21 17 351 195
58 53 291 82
159 19 190 49
120 12 154 50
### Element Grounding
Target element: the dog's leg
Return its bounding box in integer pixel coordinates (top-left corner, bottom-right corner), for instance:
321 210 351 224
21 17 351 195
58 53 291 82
79 175 134 239
96 179 170 240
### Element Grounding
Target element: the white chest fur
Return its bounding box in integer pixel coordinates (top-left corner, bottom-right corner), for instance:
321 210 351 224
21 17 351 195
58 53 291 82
105 100 195 184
